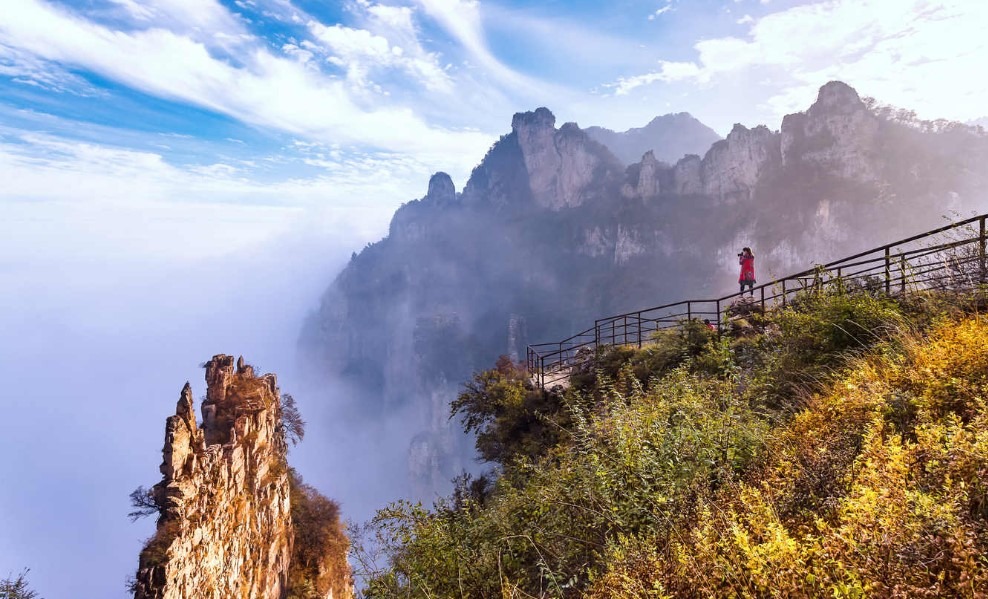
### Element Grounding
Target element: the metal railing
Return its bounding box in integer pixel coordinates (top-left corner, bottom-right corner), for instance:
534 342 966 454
527 213 988 389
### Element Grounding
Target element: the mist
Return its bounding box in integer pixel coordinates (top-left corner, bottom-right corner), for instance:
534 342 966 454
0 212 429 598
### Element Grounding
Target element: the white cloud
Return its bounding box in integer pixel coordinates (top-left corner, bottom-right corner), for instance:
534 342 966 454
0 0 493 157
0 43 100 94
606 0 988 122
737 14 754 24
648 4 673 20
306 16 452 93
610 60 703 94
0 127 463 264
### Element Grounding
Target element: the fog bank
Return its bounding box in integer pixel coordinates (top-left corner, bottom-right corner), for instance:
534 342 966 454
0 215 427 598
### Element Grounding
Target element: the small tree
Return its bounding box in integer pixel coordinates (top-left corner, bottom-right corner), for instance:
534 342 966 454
0 569 41 599
127 485 162 522
281 393 305 446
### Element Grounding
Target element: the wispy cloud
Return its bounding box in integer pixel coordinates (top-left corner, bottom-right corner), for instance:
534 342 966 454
305 8 453 93
648 3 674 21
0 43 101 95
413 0 537 90
609 61 703 94
0 0 492 157
0 126 451 262
606 0 988 121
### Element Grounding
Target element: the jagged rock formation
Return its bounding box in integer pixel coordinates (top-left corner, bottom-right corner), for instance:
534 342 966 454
585 112 722 165
300 81 988 491
133 355 351 599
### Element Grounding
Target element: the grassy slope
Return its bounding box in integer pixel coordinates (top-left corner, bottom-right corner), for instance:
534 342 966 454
363 292 988 598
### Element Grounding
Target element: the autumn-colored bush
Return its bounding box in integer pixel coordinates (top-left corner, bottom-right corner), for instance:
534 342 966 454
287 469 352 599
591 316 988 598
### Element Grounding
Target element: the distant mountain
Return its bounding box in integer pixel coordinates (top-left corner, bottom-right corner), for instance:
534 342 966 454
585 112 722 165
300 81 988 490
967 117 988 129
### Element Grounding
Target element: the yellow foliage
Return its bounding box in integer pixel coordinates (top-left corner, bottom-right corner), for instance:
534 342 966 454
592 316 988 598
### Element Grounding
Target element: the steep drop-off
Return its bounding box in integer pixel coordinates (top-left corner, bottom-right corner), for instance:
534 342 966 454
300 81 988 489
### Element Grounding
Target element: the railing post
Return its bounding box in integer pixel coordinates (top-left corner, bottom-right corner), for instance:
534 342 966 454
622 316 627 344
760 286 765 312
900 253 906 294
715 299 721 333
885 247 891 295
980 216 986 285
594 321 600 350
687 302 692 321
637 315 642 348
541 356 546 390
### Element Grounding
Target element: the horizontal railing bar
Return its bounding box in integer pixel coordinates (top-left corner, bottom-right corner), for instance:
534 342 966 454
527 213 988 388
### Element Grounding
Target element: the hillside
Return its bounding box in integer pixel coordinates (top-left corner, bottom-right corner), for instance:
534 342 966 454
300 81 988 491
361 289 988 597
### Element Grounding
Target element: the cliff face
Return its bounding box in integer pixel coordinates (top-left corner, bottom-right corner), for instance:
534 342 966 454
300 81 988 491
509 108 624 210
134 355 292 599
133 355 351 599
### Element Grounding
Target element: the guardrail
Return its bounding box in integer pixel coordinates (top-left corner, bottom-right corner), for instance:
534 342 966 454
527 213 988 389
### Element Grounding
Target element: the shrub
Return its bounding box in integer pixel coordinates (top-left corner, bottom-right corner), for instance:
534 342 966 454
286 469 351 599
0 570 42 599
139 519 181 570
451 356 564 465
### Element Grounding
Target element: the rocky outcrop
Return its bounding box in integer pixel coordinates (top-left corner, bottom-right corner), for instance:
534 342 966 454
672 154 702 195
133 356 352 599
701 124 780 200
780 81 881 182
511 108 623 210
425 172 456 204
134 356 291 599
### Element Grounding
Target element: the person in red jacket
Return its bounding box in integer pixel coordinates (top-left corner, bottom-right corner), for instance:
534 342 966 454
738 247 755 296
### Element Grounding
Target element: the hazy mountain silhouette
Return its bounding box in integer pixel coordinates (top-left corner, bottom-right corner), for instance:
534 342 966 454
585 112 722 165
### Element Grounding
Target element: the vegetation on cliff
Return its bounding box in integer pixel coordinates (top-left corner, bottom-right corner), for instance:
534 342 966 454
287 469 351 599
360 289 988 597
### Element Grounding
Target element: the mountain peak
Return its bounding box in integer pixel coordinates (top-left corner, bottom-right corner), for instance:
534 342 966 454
512 107 556 133
426 172 456 204
811 81 864 114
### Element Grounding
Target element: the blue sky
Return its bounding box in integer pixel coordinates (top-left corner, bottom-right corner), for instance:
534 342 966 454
2 0 987 262
2 1 988 596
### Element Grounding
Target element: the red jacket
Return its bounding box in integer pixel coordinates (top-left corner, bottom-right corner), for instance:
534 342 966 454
739 255 755 283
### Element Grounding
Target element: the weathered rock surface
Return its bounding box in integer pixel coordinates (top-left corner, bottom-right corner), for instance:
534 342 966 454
133 355 352 599
781 81 881 182
510 108 624 210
